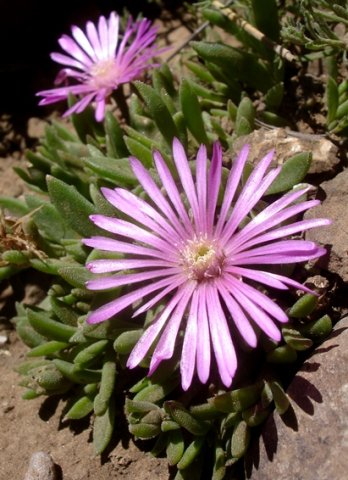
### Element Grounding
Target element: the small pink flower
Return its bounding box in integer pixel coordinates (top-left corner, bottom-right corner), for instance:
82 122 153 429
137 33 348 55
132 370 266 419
83 140 330 390
37 12 163 121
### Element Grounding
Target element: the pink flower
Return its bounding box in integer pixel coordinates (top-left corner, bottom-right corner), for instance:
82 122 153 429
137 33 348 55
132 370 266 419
83 140 330 390
37 12 162 121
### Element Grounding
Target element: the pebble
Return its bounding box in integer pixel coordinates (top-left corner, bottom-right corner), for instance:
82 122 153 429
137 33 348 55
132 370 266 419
23 452 57 480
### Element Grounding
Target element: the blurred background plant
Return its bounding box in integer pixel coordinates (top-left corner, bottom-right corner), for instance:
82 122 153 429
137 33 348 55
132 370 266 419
0 0 342 478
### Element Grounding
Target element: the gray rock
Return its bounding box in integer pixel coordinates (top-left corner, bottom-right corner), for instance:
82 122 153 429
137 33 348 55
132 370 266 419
23 452 57 480
246 316 348 480
304 168 348 282
233 128 339 174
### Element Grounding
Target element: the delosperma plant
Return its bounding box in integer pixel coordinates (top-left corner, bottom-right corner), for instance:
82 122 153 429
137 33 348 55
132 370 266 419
1 1 342 478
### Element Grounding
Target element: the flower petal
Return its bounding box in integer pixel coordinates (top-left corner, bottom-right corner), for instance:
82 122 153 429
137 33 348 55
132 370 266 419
195 284 211 384
180 290 199 391
148 282 195 375
127 286 189 368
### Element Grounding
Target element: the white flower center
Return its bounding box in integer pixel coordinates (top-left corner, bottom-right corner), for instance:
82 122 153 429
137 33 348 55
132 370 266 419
181 237 224 281
89 59 119 89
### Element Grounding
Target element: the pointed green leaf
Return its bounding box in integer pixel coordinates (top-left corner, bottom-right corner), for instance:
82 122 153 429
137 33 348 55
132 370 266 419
93 402 115 454
180 79 209 144
47 176 98 237
289 293 318 318
134 81 180 145
266 153 312 195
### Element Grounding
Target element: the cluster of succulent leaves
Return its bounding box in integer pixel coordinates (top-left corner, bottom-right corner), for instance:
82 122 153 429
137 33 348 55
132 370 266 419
0 0 337 478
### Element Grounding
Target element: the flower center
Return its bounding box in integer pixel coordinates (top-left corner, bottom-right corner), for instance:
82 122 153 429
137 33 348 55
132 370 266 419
181 237 225 281
89 59 119 89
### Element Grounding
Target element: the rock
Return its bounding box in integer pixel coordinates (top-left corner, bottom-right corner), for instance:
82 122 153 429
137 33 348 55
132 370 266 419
304 169 348 281
23 452 57 480
234 128 339 174
246 316 348 480
27 118 47 139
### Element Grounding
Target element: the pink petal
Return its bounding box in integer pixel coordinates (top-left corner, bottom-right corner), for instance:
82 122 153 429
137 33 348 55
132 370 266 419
87 258 176 273
148 283 195 375
130 156 190 238
195 144 208 233
195 284 211 384
181 290 199 391
206 284 236 386
86 267 180 290
217 281 257 347
127 287 188 368
207 142 222 234
71 25 97 60
225 275 288 323
228 285 281 341
58 35 93 67
87 275 183 324
102 187 183 243
89 215 178 256
215 144 250 236
153 150 193 236
82 236 169 259
172 138 200 230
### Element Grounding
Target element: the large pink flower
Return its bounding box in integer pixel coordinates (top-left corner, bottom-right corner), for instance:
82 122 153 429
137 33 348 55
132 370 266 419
83 140 329 390
37 12 162 121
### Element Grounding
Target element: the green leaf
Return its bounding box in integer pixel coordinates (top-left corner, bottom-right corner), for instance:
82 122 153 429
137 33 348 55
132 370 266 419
58 265 93 289
93 402 115 454
282 327 313 351
335 98 348 119
129 422 161 439
53 359 101 384
231 420 250 459
27 341 69 357
104 112 129 157
85 148 137 186
27 309 77 342
113 330 143 355
265 82 284 110
211 383 262 413
299 314 332 339
164 401 209 436
68 94 104 143
93 360 117 416
251 0 280 42
177 437 205 470
47 176 98 237
65 395 94 420
266 152 312 195
326 76 339 124
180 79 209 144
16 317 47 348
134 81 180 145
269 381 290 415
267 344 297 363
289 294 318 318
73 340 109 367
133 379 178 403
0 196 30 216
212 444 226 480
124 137 153 168
242 403 270 427
167 430 185 466
34 363 72 393
50 297 79 326
236 97 255 128
191 41 272 93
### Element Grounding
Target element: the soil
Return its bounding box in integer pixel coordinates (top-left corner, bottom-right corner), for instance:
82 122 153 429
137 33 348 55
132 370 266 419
0 4 347 480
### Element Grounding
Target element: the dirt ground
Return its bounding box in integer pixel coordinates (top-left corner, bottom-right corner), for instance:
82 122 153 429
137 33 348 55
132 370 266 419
0 332 169 480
